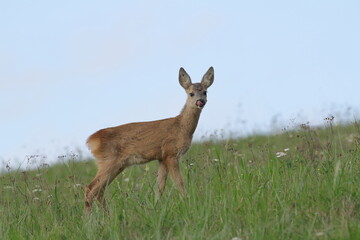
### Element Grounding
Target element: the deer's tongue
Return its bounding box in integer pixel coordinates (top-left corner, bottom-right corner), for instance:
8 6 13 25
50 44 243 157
196 100 205 107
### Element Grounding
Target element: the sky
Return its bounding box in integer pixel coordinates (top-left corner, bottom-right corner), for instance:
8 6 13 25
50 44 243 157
1 0 360 169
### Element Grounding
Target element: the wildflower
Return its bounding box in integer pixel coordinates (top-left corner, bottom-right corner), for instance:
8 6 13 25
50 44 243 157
124 178 130 182
284 148 290 152
276 152 286 158
213 158 219 162
346 134 354 143
232 237 242 240
32 188 42 193
33 197 40 201
144 165 150 172
73 184 82 188
315 232 325 236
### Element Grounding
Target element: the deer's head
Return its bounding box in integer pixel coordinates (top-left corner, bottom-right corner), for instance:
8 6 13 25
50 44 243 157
179 67 214 110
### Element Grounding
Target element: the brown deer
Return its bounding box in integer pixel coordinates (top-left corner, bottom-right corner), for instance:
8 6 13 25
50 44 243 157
84 67 214 213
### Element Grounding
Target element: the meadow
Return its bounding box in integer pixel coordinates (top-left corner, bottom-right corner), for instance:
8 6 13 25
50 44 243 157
1 120 360 240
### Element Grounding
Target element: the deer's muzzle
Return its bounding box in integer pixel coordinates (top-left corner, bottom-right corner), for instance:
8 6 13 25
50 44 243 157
196 99 206 108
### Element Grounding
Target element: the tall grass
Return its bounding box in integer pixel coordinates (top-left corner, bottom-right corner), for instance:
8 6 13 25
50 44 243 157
1 122 360 239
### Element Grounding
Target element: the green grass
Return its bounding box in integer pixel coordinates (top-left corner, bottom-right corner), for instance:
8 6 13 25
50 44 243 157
1 122 360 239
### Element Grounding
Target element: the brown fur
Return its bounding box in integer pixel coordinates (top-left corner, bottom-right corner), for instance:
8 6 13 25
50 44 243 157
84 67 214 214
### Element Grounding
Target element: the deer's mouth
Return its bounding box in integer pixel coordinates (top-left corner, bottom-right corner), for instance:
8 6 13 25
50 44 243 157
196 99 206 108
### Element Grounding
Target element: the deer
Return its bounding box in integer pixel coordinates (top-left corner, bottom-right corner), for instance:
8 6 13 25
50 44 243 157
84 66 214 214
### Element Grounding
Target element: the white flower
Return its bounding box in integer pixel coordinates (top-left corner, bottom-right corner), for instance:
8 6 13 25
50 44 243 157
346 134 354 143
276 152 287 158
189 163 194 166
284 148 290 152
32 188 42 193
315 232 325 236
33 197 40 201
213 158 219 162
124 178 130 182
73 184 82 188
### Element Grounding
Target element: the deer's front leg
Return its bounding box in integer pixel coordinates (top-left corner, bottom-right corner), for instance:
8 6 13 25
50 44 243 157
165 157 186 194
157 161 168 196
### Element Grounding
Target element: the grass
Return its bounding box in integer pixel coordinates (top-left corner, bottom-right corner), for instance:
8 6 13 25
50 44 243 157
1 121 360 239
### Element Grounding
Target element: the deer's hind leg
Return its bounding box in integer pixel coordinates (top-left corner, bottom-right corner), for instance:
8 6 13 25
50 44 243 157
84 157 126 214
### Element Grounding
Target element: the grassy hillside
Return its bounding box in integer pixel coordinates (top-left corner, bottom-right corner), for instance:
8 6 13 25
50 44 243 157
1 121 360 239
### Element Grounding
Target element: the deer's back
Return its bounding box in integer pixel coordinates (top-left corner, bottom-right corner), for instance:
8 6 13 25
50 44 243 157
87 116 191 162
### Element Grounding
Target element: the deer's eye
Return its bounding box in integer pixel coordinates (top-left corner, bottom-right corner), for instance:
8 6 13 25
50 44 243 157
203 91 207 96
190 93 194 97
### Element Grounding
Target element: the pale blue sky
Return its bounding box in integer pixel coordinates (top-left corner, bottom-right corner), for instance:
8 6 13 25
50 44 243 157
1 1 359 168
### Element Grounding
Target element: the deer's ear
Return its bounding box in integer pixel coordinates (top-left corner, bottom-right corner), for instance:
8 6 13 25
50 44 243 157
179 67 192 89
201 66 214 89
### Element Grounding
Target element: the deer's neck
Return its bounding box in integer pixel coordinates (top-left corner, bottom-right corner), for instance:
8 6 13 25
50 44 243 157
177 104 202 136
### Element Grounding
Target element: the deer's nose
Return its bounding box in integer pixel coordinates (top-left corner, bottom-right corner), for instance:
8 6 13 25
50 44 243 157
196 99 206 108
